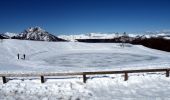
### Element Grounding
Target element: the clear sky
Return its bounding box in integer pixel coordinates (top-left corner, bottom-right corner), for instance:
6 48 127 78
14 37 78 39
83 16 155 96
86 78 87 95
0 0 170 35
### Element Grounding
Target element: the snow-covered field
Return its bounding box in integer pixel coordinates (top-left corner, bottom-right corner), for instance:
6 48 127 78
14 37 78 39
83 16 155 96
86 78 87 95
0 39 170 72
0 39 170 99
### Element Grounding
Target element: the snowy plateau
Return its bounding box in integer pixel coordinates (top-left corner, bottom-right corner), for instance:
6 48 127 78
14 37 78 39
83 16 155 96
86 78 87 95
0 38 170 100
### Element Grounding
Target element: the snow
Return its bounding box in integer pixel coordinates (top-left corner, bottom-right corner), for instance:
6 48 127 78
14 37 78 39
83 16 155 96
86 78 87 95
3 32 18 37
3 30 170 41
0 74 170 100
0 79 92 100
0 39 170 99
58 32 170 41
164 37 170 40
0 39 170 72
16 27 62 41
58 33 119 41
87 74 170 100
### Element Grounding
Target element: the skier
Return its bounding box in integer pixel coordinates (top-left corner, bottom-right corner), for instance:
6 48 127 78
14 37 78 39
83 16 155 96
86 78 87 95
17 53 19 59
23 54 26 60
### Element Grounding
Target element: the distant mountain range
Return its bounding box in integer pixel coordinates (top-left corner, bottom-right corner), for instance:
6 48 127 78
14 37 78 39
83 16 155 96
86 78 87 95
1 27 170 52
1 27 170 42
58 32 170 41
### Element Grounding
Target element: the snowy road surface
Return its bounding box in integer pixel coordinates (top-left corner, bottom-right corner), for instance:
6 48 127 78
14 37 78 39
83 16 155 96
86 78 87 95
0 40 170 100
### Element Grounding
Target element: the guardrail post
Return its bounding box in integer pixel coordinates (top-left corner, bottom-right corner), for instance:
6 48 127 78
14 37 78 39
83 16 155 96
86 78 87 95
124 72 128 81
83 74 87 83
41 76 45 83
166 69 169 77
2 76 7 84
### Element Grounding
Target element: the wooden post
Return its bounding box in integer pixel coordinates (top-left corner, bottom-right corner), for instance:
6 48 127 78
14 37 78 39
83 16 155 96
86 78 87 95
83 74 87 83
166 69 169 77
41 76 45 83
2 76 7 84
124 72 128 81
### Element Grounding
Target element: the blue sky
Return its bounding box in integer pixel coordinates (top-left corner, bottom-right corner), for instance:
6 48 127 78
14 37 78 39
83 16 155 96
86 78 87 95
0 0 170 35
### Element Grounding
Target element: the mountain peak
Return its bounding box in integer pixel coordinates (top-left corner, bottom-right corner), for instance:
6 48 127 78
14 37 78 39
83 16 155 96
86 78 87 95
11 27 66 41
26 26 45 33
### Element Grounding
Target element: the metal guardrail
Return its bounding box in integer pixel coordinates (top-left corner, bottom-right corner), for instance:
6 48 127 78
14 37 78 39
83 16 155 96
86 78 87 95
0 68 169 84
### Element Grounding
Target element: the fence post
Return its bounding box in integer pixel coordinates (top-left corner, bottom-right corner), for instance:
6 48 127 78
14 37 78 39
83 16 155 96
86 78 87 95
41 76 45 83
83 74 87 83
124 72 128 81
2 76 7 84
166 69 169 77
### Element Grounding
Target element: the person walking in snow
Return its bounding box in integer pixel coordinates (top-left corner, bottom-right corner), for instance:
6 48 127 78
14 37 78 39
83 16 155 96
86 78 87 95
17 53 19 59
23 54 26 60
